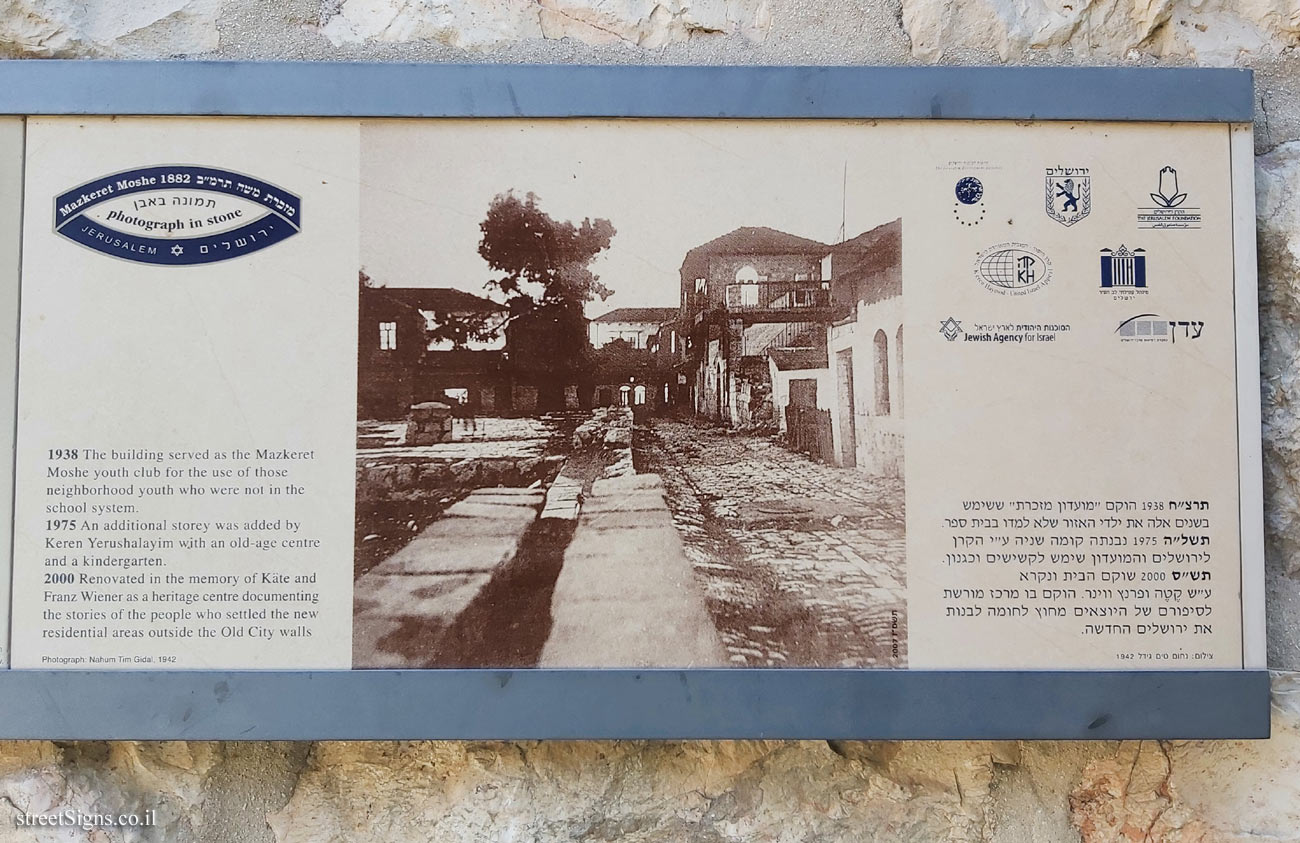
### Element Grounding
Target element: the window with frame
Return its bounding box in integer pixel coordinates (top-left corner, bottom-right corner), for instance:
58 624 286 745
379 321 397 350
726 284 760 308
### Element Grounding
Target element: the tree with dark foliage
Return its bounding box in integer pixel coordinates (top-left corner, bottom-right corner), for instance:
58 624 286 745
424 307 502 349
478 191 616 411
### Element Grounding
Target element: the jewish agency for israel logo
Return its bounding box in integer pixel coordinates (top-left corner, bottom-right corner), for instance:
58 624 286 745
1137 165 1201 229
54 165 302 265
974 242 1051 295
1045 166 1090 227
953 176 986 226
939 317 963 341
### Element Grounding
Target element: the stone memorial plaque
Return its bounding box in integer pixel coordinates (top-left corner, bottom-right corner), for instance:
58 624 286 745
0 63 1269 739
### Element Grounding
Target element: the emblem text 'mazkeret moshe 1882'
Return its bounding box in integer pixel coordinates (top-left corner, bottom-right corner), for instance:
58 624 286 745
53 165 301 265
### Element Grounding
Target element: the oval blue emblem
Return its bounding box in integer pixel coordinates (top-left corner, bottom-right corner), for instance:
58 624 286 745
53 165 301 265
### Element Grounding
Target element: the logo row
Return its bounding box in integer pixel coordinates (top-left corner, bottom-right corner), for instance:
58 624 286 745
974 242 1149 298
939 314 1203 345
953 165 1201 230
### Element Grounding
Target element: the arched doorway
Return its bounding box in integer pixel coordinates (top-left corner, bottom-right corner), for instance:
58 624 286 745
873 329 890 416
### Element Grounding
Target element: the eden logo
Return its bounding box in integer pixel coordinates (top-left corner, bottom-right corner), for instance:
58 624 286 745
54 165 302 265
1116 314 1203 344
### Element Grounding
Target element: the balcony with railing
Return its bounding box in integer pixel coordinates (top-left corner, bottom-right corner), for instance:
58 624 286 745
724 282 830 313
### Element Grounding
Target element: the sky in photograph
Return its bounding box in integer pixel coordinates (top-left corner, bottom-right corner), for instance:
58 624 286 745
359 119 904 317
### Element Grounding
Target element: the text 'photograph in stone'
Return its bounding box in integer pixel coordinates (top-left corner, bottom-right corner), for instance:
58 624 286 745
351 120 908 669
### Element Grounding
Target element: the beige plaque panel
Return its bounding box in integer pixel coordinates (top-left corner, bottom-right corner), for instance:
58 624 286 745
6 117 1248 670
11 117 359 669
902 122 1240 669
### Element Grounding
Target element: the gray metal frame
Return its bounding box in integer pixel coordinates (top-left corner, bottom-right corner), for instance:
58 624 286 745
0 670 1272 740
0 61 1267 740
0 62 1254 121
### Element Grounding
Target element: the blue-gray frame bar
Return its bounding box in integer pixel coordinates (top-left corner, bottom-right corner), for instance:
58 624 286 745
0 62 1253 122
0 62 1266 740
0 670 1271 739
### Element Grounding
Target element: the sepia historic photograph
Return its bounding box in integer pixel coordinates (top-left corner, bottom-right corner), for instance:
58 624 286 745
351 120 905 669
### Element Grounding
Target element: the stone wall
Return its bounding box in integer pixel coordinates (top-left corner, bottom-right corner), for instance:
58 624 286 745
356 453 565 503
571 406 635 479
3 2 1300 841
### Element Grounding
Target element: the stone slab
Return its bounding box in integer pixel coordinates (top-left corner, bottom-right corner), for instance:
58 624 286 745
354 572 490 622
541 595 731 668
577 509 677 531
468 486 548 497
592 474 668 495
561 523 684 563
461 490 546 507
580 491 668 514
381 533 525 575
549 550 706 606
541 474 727 668
442 500 543 521
353 572 493 668
353 487 542 666
540 477 584 521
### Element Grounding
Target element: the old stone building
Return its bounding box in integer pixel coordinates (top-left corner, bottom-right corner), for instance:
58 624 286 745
769 219 904 475
357 283 509 419
679 226 836 426
588 306 678 349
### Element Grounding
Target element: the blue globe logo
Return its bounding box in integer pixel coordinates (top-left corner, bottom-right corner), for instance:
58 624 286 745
955 176 984 205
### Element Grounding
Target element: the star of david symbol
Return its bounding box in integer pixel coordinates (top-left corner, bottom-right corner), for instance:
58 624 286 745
939 317 962 342
171 245 185 256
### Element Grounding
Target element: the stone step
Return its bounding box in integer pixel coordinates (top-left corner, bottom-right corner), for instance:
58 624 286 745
540 477 584 521
353 487 544 667
540 473 728 668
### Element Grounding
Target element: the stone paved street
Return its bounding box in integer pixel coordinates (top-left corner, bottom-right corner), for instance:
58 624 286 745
636 419 906 668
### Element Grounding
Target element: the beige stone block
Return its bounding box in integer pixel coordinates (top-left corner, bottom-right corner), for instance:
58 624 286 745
379 531 525 575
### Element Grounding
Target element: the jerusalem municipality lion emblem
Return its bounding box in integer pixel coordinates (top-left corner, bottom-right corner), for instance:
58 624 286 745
1044 166 1090 227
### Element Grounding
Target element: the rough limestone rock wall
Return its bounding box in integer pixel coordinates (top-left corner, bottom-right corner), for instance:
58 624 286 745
2 1 1300 841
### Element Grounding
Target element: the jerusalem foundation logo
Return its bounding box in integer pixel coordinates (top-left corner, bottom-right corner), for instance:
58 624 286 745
53 165 302 265
1137 165 1202 229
